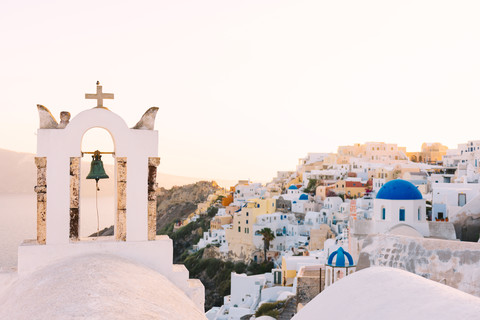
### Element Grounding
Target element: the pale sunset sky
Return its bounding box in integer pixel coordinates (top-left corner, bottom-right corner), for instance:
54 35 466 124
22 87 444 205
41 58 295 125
1 1 480 182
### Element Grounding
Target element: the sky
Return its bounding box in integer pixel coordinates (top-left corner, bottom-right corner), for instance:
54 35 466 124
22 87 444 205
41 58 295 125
1 0 480 182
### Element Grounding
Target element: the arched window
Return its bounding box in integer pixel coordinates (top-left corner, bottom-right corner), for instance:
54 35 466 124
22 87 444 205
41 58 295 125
399 208 406 221
382 207 386 220
418 207 421 221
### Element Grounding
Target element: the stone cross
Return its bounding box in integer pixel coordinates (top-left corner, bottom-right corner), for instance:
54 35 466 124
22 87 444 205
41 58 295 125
85 81 114 108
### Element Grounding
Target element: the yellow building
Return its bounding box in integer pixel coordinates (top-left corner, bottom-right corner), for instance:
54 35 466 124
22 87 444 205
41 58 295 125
210 215 233 230
335 179 369 198
394 164 420 177
196 202 210 216
286 177 302 190
308 225 335 251
373 167 398 181
225 198 277 259
407 142 448 164
315 184 336 200
337 143 365 157
338 142 408 163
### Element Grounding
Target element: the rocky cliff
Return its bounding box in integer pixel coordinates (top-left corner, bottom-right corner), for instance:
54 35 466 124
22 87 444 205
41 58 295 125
156 181 220 231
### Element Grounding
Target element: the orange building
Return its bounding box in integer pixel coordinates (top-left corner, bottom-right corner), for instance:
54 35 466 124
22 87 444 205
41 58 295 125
222 193 234 207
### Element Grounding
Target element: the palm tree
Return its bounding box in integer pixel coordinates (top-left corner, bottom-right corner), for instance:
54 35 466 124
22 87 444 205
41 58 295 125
259 228 275 262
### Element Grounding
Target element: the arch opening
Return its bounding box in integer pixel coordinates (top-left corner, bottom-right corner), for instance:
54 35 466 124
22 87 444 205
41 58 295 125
78 128 116 239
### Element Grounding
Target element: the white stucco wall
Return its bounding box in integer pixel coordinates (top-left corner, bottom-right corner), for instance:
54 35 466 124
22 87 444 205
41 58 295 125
230 273 265 308
373 199 429 236
37 108 158 244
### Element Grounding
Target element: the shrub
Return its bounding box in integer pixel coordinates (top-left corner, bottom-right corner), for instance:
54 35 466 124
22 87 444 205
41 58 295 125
225 261 234 270
157 221 174 235
234 262 247 274
206 258 222 278
207 206 219 217
255 301 286 318
248 261 274 275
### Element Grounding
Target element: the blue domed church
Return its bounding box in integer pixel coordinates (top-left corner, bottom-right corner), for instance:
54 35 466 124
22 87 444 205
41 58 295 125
325 247 356 288
373 179 429 237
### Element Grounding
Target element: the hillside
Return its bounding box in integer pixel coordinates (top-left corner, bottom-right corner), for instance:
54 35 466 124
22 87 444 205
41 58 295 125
158 208 274 310
156 181 221 231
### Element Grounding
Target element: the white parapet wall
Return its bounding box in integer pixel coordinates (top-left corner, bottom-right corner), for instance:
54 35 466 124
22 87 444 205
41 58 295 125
18 235 204 311
357 234 480 297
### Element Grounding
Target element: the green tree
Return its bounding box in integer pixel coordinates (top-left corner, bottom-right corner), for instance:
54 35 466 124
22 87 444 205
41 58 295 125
258 228 275 262
207 206 218 217
304 178 318 194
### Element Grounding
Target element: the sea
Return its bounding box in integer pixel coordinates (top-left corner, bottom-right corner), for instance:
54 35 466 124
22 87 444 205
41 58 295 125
0 194 114 271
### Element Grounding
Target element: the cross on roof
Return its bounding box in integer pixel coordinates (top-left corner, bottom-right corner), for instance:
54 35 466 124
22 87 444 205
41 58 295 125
85 81 114 108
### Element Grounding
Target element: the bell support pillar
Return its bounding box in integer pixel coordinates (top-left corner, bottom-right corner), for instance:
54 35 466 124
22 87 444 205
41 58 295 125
34 157 47 244
148 157 160 240
69 157 80 240
116 157 127 241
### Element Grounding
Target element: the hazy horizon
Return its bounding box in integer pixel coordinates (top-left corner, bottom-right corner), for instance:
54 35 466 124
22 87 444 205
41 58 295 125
1 1 480 182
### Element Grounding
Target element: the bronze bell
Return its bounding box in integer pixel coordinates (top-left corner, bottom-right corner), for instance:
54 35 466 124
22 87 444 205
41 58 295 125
86 150 109 185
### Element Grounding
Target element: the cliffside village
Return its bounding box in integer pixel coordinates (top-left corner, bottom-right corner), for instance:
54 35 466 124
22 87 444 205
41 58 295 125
175 141 480 319
6 87 480 320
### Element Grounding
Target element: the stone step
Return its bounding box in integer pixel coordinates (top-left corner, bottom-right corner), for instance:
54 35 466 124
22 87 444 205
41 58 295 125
277 297 297 320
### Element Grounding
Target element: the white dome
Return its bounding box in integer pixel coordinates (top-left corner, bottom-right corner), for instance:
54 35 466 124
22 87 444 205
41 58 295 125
293 267 480 320
0 254 207 320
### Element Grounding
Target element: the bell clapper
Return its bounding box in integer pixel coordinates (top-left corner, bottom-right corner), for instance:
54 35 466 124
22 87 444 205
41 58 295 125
96 179 100 238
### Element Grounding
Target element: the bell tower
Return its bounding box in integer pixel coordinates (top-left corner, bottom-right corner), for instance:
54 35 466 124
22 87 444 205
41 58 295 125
18 83 205 311
32 82 161 243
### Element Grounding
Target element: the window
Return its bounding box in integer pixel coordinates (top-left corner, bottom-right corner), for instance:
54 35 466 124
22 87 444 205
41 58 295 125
458 193 467 207
418 208 421 220
382 207 386 220
246 212 249 216
399 208 405 221
246 220 248 224
238 226 241 232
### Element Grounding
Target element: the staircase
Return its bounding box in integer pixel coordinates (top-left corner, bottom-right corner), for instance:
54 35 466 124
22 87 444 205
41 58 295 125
277 297 297 320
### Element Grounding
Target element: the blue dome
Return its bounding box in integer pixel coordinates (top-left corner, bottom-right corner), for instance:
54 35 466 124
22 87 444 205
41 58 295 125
376 179 423 200
288 185 298 190
299 194 309 200
327 247 354 267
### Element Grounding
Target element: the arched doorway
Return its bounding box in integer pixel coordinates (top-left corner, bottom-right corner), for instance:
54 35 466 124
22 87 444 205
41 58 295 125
78 128 115 239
